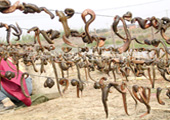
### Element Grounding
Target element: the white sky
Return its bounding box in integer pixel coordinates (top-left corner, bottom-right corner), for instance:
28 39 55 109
0 0 170 38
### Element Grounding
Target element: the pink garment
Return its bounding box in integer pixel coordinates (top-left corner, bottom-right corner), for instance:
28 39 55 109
0 59 31 106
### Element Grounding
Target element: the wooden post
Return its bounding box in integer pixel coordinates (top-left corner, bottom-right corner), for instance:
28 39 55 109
151 27 155 39
94 28 97 35
110 26 116 48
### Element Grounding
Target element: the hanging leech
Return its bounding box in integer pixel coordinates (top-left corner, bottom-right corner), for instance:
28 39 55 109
144 39 170 61
59 78 69 93
56 8 74 38
71 79 82 98
151 17 170 44
51 57 62 96
31 56 38 72
132 85 151 118
40 57 47 74
121 82 138 111
20 72 30 98
120 68 129 82
0 0 11 11
131 17 152 29
81 9 95 44
1 52 16 72
74 58 84 96
81 9 96 44
86 60 96 82
44 77 55 88
120 83 129 116
57 60 69 78
27 27 43 48
0 71 15 90
102 58 112 77
131 59 153 87
40 29 60 44
81 9 106 46
156 87 165 105
57 52 73 78
112 11 132 54
56 8 78 47
118 58 129 81
166 87 170 99
6 23 22 44
101 81 126 118
156 59 170 82
110 58 122 82
139 87 151 118
1 0 20 13
77 51 89 82
18 2 55 19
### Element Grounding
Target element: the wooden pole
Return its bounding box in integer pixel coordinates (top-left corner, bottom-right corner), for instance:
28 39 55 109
110 26 116 48
151 27 155 39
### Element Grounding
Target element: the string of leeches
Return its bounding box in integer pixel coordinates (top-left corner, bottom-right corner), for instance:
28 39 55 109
0 69 169 93
2 8 168 91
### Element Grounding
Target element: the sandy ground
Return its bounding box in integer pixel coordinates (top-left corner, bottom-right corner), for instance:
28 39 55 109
1 69 170 120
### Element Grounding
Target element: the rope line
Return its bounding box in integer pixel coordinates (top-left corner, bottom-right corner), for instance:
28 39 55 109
94 0 165 12
0 70 55 79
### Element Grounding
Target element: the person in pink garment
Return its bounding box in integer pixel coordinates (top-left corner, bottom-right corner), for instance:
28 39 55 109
0 58 32 110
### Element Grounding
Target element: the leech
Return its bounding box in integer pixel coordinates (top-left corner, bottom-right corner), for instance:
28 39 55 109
131 17 151 29
58 62 65 78
101 82 126 118
31 57 38 72
120 68 129 82
75 61 84 96
44 77 55 88
51 57 62 96
56 10 71 38
62 35 78 47
59 78 69 93
71 79 81 98
40 58 45 74
40 30 54 44
81 9 96 43
2 1 20 13
40 7 55 19
85 58 96 82
132 85 151 117
124 83 138 110
139 87 151 118
102 86 109 118
6 25 11 44
112 12 132 53
144 67 153 88
120 83 129 115
156 87 165 105
20 72 30 98
6 60 16 71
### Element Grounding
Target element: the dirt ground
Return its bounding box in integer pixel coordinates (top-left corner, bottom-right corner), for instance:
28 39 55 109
1 69 170 120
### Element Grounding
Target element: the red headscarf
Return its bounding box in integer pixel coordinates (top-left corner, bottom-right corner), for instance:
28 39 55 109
0 59 31 106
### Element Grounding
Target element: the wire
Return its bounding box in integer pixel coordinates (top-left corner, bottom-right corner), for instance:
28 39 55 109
74 11 114 18
49 10 115 18
0 69 169 92
0 70 55 79
21 28 30 30
0 0 168 22
94 0 165 12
